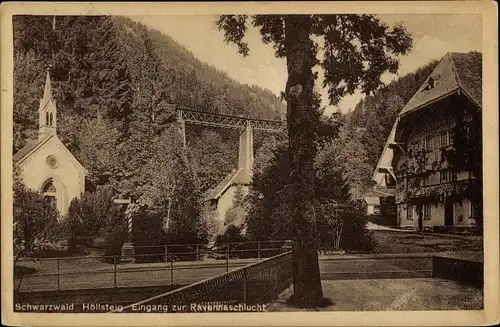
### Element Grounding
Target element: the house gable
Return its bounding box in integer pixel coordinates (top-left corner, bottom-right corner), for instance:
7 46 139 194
398 52 482 117
399 53 460 117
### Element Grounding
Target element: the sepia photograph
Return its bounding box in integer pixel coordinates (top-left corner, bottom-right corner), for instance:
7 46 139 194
1 2 498 326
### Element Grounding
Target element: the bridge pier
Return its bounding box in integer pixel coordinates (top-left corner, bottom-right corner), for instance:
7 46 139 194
238 120 254 174
177 110 186 148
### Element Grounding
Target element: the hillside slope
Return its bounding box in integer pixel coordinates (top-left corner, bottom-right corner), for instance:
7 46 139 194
13 15 285 196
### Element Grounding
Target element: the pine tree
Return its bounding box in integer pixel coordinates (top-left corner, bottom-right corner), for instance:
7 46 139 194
13 51 46 151
76 114 122 186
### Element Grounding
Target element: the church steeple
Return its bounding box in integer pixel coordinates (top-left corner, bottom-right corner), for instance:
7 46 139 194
39 69 57 140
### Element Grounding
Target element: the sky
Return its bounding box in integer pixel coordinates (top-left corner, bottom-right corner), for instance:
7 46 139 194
129 14 482 114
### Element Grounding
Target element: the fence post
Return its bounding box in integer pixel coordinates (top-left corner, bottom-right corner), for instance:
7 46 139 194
258 241 261 260
268 265 272 298
57 258 60 291
164 245 168 263
274 265 278 296
170 254 174 284
226 243 230 272
114 256 117 288
243 278 247 303
196 244 199 261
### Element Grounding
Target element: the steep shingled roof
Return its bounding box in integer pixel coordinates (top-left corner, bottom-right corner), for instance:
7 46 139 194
450 52 482 108
398 52 482 117
205 168 252 201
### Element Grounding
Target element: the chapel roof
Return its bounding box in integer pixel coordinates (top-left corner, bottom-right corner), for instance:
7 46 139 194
398 52 482 117
13 136 50 162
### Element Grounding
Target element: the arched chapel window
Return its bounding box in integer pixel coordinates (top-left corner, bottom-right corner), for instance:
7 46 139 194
42 179 57 208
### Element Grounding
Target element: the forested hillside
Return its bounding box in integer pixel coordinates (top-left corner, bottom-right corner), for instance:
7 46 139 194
13 15 287 249
13 15 285 193
331 60 440 197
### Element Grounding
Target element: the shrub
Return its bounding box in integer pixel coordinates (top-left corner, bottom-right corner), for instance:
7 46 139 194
63 186 124 256
316 200 375 253
13 179 60 262
215 224 258 258
133 210 167 263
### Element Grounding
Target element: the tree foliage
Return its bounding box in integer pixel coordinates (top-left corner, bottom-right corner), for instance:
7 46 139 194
13 167 60 262
63 186 123 253
217 14 412 305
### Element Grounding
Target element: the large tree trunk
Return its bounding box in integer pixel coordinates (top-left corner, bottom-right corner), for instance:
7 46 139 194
283 15 324 306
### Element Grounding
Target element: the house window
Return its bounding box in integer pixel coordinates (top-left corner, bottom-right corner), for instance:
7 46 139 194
448 130 455 145
434 136 440 149
406 205 413 220
470 201 478 218
464 125 471 138
422 174 433 186
424 137 433 151
440 171 448 183
423 203 431 220
413 141 420 152
451 171 457 182
440 171 456 183
440 132 448 147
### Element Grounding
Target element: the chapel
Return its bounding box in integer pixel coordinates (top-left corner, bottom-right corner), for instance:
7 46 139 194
13 70 86 216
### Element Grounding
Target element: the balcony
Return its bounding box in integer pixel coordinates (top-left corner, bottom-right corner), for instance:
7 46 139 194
396 179 478 203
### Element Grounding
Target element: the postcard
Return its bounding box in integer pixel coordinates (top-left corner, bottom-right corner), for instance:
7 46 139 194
1 1 498 326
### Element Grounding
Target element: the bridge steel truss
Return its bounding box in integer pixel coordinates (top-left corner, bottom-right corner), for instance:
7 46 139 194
176 108 285 147
177 109 284 131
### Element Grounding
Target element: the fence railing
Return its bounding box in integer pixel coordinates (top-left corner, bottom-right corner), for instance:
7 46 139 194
113 250 293 313
15 240 292 292
132 240 291 262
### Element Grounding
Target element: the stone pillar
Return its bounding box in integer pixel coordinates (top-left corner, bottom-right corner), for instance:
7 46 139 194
238 120 254 176
121 203 137 264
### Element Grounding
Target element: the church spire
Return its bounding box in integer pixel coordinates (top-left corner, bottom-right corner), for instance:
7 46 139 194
38 68 57 140
42 69 53 106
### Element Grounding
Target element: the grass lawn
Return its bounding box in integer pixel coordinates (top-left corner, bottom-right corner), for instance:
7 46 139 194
270 278 483 311
371 230 483 254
